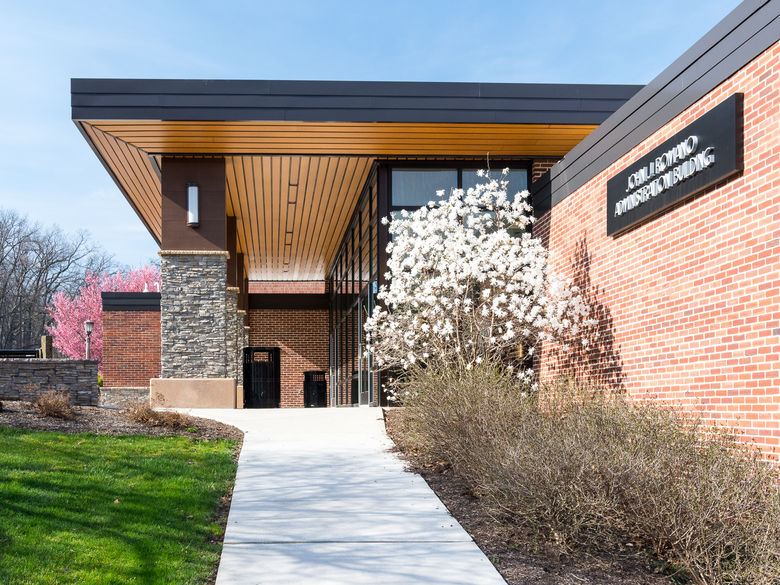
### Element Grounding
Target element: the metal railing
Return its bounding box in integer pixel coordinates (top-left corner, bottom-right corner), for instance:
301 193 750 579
0 348 41 358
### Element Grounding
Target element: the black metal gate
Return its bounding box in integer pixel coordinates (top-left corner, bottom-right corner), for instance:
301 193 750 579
243 347 281 408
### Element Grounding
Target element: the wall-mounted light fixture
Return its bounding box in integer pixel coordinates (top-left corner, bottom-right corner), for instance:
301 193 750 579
187 184 199 226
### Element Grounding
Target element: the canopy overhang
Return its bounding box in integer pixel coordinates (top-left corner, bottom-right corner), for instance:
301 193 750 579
72 79 640 280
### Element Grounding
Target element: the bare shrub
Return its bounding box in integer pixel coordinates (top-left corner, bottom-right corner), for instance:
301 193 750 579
616 418 780 585
125 401 156 424
400 365 780 585
124 402 194 428
32 390 75 419
155 410 195 428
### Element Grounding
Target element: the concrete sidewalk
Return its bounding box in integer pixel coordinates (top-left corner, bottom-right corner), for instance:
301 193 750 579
190 407 506 585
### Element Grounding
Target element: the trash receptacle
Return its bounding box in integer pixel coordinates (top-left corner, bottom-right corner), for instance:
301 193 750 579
303 371 327 407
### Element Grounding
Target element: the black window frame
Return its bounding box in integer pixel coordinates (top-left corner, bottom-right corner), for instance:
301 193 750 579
387 160 532 212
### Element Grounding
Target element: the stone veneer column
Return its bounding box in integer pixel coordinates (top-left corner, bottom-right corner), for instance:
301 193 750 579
160 250 229 378
237 309 247 378
225 287 242 380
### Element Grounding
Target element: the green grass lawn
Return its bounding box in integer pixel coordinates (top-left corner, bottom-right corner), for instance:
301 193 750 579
0 426 239 585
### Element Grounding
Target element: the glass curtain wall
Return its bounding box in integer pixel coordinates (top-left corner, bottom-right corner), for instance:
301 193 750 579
388 165 530 242
327 162 528 407
328 173 378 406
390 166 529 211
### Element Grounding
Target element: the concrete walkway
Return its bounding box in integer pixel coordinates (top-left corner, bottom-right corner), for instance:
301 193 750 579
189 407 506 585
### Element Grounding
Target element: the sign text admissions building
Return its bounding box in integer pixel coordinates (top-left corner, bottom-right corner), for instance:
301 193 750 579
606 93 742 236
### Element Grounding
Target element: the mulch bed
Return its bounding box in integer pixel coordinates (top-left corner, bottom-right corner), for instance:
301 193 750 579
0 399 243 442
383 408 672 585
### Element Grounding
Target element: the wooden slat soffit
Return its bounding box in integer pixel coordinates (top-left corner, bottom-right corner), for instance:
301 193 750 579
86 121 596 156
77 119 598 280
79 123 163 242
226 155 372 281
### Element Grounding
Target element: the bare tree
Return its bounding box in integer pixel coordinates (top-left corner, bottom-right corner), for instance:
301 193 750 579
0 209 114 349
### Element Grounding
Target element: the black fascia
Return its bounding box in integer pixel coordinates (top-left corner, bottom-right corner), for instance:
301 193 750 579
71 79 641 125
531 0 779 214
101 292 161 312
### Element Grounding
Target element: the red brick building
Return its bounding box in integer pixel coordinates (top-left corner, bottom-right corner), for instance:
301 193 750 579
531 1 779 454
100 293 162 407
84 76 635 408
92 0 778 436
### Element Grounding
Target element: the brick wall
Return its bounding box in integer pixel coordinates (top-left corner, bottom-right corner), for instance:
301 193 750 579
248 308 329 408
535 42 780 457
531 158 560 184
102 310 161 388
249 281 326 294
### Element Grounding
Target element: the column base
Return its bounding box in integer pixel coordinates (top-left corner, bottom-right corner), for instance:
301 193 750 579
236 384 245 409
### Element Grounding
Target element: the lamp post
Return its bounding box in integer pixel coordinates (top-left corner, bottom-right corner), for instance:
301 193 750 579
84 320 94 360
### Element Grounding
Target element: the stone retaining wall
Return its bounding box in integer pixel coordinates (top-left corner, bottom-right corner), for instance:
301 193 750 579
99 387 148 408
0 359 99 406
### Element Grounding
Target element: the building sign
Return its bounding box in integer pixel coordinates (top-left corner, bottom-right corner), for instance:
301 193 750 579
607 93 741 236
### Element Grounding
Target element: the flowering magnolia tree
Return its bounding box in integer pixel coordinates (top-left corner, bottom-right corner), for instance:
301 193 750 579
47 265 160 369
364 170 590 394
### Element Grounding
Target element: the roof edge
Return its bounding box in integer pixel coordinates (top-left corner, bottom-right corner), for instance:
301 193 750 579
531 0 779 212
71 78 641 125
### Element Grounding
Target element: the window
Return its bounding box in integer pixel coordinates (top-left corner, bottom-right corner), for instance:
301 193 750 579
391 169 457 208
391 167 529 210
462 168 528 198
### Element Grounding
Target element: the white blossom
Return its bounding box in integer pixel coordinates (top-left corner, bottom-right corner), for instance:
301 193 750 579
364 171 588 380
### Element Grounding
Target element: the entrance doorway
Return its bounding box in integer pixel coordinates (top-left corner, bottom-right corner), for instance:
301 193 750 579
243 347 281 408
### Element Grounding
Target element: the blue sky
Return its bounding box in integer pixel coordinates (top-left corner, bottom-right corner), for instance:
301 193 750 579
0 0 738 268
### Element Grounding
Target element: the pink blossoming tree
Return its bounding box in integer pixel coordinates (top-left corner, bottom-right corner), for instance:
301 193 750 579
46 265 160 369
